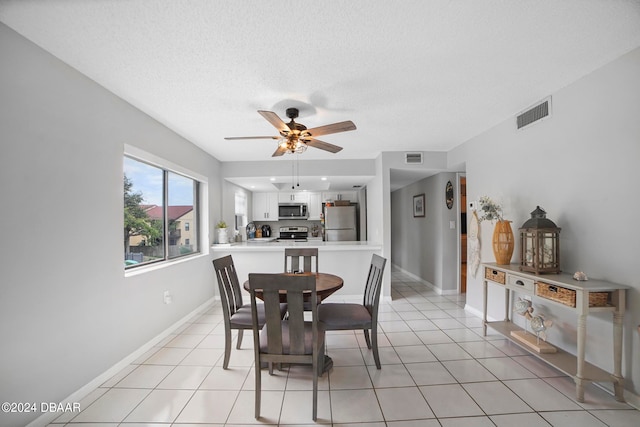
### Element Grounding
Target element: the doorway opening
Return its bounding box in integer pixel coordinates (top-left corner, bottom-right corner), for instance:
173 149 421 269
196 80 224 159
459 175 467 293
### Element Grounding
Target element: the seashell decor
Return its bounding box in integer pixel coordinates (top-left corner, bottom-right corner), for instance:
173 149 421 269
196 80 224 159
573 271 589 281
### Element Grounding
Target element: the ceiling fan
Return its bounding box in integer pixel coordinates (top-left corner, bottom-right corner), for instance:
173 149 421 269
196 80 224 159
225 108 356 157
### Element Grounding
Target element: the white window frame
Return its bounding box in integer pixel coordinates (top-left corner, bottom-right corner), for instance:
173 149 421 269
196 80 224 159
124 145 209 276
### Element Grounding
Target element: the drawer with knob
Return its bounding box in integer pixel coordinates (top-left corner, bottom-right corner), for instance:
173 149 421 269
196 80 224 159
507 275 535 293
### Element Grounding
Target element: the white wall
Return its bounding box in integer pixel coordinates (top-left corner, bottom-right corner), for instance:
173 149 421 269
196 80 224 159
391 172 459 293
222 180 252 239
0 24 222 427
366 154 390 297
450 46 640 396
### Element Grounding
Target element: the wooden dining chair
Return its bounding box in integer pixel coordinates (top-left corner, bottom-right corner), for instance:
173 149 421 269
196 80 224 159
284 247 319 273
248 273 325 421
318 254 387 369
212 255 287 369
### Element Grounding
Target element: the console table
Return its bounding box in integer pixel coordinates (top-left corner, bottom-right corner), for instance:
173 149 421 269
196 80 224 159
481 263 628 402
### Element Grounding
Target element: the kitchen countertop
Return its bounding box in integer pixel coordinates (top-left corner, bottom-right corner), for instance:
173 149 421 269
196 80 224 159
211 240 381 251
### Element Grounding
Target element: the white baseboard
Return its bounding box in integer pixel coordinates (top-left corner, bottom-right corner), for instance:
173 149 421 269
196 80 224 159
27 297 216 427
464 303 501 322
624 390 640 410
392 263 458 295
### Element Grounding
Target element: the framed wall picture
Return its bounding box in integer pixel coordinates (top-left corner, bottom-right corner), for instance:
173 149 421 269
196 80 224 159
413 194 425 217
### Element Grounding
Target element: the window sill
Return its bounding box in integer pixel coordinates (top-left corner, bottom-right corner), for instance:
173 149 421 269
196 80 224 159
124 252 208 278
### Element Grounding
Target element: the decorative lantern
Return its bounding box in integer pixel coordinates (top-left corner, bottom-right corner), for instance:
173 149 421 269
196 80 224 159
519 206 561 274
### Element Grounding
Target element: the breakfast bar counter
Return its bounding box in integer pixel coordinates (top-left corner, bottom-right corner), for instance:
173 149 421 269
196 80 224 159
213 240 380 250
211 241 382 298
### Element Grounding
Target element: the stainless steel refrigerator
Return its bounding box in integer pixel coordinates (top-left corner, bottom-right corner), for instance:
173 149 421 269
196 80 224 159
324 205 357 241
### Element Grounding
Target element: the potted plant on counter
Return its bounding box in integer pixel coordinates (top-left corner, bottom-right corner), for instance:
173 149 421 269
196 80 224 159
216 220 229 244
478 196 514 265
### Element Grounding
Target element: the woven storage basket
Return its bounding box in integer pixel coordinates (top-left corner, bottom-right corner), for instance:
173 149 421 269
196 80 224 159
588 292 609 307
333 200 351 206
484 268 506 284
536 283 610 308
536 282 576 307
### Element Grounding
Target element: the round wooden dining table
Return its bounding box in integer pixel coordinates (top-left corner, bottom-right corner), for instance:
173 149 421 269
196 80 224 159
243 272 343 303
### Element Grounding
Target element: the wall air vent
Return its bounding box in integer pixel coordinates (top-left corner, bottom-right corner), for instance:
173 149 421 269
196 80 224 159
517 96 551 130
405 152 423 164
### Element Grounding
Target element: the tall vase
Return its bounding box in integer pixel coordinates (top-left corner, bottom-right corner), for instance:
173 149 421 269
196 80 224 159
492 220 514 265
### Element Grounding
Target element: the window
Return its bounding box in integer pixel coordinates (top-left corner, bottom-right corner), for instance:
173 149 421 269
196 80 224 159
235 191 248 232
124 155 200 268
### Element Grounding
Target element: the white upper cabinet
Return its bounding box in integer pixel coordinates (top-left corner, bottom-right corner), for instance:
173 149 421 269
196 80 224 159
308 192 323 220
278 192 310 204
321 191 357 203
252 192 279 221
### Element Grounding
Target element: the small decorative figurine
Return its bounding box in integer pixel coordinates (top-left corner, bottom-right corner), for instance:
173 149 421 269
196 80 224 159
524 307 553 344
514 298 533 334
514 297 532 316
573 271 589 281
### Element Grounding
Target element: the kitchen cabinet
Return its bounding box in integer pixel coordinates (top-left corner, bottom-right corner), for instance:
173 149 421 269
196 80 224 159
278 191 310 204
481 263 628 403
321 191 357 203
252 192 279 221
308 192 323 220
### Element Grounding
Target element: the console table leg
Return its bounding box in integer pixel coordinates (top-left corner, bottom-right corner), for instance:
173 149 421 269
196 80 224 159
612 291 625 401
576 312 587 403
504 288 510 322
575 377 586 403
482 280 488 336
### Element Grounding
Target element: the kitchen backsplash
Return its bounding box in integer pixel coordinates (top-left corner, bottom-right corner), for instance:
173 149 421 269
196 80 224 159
252 220 322 234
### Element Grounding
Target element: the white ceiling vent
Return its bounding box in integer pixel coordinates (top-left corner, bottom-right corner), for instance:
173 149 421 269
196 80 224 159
517 96 551 130
405 152 423 164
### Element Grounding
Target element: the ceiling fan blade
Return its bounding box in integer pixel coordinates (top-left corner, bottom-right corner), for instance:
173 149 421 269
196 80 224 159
304 138 343 153
271 145 288 157
258 110 290 134
224 136 279 140
304 120 356 137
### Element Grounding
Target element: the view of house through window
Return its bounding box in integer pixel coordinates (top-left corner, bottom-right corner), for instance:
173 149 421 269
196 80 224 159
124 156 199 268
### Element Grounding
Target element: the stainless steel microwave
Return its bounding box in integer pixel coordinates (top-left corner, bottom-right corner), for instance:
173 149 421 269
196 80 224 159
278 203 309 220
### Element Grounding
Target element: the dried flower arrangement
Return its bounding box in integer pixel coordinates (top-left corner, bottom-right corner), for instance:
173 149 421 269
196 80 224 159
478 196 504 223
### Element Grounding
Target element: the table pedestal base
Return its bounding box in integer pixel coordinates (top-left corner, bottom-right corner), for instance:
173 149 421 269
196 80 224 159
323 355 333 373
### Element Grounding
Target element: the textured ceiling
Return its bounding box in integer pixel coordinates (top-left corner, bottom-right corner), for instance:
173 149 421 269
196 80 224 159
2 0 640 169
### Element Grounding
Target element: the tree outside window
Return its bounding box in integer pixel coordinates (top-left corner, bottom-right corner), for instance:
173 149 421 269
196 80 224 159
124 156 199 268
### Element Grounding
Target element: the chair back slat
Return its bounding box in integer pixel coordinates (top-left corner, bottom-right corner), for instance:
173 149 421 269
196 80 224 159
363 254 387 314
213 255 244 317
262 289 284 354
284 248 319 273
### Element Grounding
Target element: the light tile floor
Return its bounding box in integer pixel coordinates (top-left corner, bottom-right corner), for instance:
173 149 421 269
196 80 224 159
51 266 640 426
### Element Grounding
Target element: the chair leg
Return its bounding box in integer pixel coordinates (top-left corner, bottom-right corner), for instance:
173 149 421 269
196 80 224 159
363 329 372 349
223 327 232 369
255 357 261 419
236 329 244 349
312 353 318 421
371 328 381 369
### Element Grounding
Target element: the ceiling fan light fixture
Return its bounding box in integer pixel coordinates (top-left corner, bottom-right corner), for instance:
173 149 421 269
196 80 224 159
278 138 307 154
227 108 355 157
